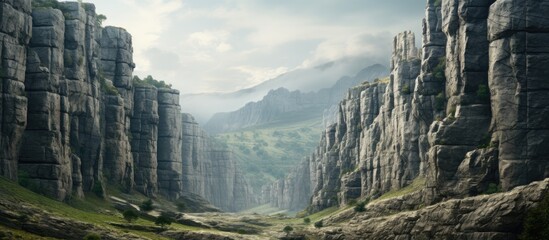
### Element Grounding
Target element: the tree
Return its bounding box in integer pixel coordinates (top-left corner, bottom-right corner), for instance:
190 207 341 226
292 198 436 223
283 225 293 236
176 202 186 212
122 209 139 223
140 199 154 212
303 217 311 224
155 212 173 229
96 14 107 26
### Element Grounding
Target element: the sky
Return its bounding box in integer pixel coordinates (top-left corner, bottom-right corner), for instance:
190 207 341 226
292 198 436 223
90 0 426 94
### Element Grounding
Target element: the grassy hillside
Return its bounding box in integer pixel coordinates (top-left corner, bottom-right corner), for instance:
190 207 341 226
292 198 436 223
215 111 324 192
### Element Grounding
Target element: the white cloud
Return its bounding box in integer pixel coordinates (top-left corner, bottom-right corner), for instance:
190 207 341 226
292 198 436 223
232 66 289 88
216 42 233 53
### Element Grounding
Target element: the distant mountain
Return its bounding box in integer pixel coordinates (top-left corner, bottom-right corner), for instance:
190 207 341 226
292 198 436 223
180 57 387 124
204 64 389 134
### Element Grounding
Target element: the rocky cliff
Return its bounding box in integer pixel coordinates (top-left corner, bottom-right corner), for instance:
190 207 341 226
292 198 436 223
204 64 388 134
182 113 257 211
0 0 254 212
265 0 549 216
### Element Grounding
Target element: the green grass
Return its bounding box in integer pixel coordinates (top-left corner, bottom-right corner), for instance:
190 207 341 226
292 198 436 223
216 114 323 191
0 224 57 240
0 177 224 239
372 177 426 203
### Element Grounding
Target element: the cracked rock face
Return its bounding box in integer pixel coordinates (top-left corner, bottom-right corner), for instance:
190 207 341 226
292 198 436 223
0 0 32 181
131 86 159 197
488 0 549 191
18 8 72 201
157 88 183 200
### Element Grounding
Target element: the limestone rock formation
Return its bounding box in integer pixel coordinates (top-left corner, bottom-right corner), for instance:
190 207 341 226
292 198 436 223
0 0 32 181
131 85 159 197
19 7 72 200
181 113 257 211
488 0 549 190
157 88 183 200
266 0 549 216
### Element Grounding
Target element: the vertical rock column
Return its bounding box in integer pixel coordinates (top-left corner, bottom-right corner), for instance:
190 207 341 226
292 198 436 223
0 0 32 180
60 2 103 192
181 113 207 196
131 86 158 196
488 0 549 190
426 0 494 198
157 88 183 200
412 0 447 174
18 8 73 201
100 27 135 191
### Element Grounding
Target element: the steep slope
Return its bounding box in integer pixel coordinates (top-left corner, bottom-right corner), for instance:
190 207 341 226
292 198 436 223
265 0 549 218
204 64 389 134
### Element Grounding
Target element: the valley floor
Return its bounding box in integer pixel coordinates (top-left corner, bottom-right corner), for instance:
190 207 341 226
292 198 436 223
1 176 547 240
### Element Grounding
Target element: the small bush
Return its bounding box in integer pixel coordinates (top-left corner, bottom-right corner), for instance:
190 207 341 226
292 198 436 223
133 75 172 89
96 14 107 27
122 209 139 223
32 0 61 9
401 84 411 94
92 180 104 198
283 225 293 235
303 217 311 224
176 202 186 212
434 92 446 111
520 194 549 240
434 0 442 7
83 233 101 240
314 220 323 229
155 212 173 229
140 199 154 212
354 198 370 212
476 84 490 103
433 57 446 82
485 183 500 194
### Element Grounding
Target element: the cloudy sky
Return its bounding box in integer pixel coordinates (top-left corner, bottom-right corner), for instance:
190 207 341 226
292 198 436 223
90 0 426 94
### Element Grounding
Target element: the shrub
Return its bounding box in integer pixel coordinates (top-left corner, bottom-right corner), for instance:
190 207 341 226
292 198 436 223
96 14 107 27
155 212 173 229
303 217 311 224
476 84 490 103
433 57 446 82
92 180 104 198
176 202 186 212
140 199 154 212
520 194 549 240
32 0 61 9
83 233 101 240
434 92 446 111
354 199 370 213
434 0 442 7
484 183 500 195
99 77 120 96
283 225 293 235
133 75 172 89
122 209 139 223
314 220 323 229
401 84 411 94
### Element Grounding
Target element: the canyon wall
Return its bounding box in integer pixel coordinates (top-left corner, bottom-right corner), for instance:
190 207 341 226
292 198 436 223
266 0 549 213
182 113 257 212
0 0 254 212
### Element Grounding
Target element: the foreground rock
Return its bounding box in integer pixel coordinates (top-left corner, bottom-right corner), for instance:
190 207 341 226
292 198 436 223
312 178 549 240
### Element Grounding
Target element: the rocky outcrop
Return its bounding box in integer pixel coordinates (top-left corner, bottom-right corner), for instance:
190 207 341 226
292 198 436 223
18 7 72 200
0 0 32 181
205 64 388 134
131 85 159 197
488 0 549 191
181 113 257 212
157 88 182 200
313 178 549 240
